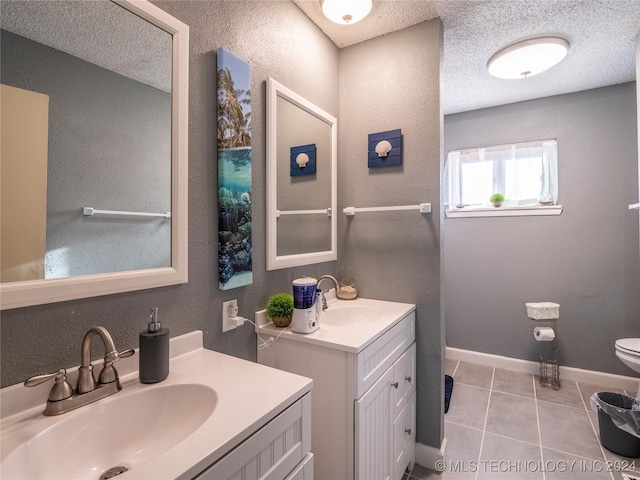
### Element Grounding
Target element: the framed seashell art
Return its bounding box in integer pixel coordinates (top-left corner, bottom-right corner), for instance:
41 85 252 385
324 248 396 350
368 129 402 168
290 144 316 176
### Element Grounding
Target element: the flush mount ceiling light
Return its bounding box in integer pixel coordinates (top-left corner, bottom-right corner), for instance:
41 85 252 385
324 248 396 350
487 36 570 79
321 0 372 25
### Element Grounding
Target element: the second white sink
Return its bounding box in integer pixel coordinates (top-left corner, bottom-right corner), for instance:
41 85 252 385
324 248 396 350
256 295 416 353
320 305 382 327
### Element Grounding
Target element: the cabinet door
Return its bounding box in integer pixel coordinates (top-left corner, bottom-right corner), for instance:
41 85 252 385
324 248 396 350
393 392 416 480
285 453 314 480
392 343 416 418
355 368 393 480
195 395 310 480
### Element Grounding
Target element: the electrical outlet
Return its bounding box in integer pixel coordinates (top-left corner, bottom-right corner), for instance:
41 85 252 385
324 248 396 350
222 299 238 333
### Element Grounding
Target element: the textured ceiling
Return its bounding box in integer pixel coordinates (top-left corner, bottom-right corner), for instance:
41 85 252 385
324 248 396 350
1 1 172 93
293 0 640 114
2 1 638 113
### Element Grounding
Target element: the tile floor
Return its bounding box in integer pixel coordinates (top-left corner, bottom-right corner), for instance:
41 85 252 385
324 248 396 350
407 360 639 480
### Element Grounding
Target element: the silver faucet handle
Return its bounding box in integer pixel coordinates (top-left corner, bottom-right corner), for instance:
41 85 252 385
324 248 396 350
118 348 135 359
103 348 135 364
98 349 135 385
24 368 74 401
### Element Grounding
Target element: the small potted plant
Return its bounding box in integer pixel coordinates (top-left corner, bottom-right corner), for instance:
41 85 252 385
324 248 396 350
266 293 294 327
489 193 505 207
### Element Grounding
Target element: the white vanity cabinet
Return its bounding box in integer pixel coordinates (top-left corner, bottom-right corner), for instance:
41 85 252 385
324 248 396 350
194 393 313 480
257 307 416 480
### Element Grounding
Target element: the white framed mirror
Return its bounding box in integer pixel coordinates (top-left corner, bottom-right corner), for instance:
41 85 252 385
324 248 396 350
266 78 337 270
0 0 189 310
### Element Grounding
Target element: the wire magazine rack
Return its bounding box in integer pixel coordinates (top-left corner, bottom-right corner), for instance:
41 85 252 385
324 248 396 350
538 319 560 390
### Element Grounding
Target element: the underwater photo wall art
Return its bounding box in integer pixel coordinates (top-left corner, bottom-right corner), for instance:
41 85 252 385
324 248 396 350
217 48 252 290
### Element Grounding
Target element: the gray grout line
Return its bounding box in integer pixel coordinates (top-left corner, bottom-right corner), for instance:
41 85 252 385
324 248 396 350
445 419 486 433
451 360 460 378
533 373 546 480
473 366 495 480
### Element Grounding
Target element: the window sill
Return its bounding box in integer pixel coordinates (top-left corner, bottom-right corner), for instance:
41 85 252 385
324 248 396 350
445 205 563 218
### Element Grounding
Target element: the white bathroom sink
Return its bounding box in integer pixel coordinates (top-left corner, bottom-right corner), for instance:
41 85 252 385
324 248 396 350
1 383 217 480
256 295 416 353
320 305 382 327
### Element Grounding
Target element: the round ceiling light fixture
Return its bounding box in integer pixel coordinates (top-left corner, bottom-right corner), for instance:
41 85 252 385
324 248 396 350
321 0 372 25
487 36 570 79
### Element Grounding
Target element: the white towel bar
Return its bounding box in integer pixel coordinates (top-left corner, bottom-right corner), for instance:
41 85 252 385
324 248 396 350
276 208 331 218
343 203 431 216
83 207 171 219
629 203 640 210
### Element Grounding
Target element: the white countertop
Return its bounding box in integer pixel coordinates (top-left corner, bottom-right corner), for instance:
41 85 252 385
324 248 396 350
0 331 313 479
255 295 416 353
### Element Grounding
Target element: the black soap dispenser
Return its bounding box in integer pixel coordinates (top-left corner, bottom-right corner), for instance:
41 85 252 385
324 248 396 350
139 307 169 383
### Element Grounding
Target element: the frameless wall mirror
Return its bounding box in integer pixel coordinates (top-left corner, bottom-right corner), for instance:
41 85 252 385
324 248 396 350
266 78 337 270
0 0 189 310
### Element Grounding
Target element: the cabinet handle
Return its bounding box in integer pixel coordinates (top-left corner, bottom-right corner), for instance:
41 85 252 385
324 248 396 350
391 381 399 389
405 428 412 435
405 375 412 383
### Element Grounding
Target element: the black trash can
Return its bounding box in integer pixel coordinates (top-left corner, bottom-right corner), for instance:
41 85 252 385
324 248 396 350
595 392 640 458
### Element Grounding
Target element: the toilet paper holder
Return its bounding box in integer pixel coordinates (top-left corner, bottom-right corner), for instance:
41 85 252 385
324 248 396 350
528 310 560 390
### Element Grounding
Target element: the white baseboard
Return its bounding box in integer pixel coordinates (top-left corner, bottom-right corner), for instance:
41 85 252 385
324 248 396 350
415 438 446 471
446 346 639 393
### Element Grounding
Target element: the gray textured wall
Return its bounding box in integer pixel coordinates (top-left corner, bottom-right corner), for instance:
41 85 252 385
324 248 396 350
0 2 445 453
1 1 340 385
1 29 171 277
444 83 639 376
338 21 444 449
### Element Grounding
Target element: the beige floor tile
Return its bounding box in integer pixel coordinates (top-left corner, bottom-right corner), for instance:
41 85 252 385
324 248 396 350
493 369 535 398
485 391 539 444
454 361 493 389
477 432 543 479
445 359 459 377
542 447 612 480
535 379 585 409
445 383 490 430
537 401 605 461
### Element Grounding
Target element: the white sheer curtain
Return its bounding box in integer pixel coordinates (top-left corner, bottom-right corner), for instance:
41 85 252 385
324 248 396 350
444 140 558 208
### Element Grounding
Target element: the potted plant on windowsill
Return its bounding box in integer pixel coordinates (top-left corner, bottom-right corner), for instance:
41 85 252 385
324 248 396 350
489 193 505 207
266 293 294 328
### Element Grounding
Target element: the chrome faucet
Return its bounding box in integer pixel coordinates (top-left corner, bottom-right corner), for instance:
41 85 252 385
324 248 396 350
317 275 340 310
24 326 134 416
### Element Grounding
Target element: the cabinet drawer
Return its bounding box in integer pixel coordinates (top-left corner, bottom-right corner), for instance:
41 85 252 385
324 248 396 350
285 453 314 480
356 312 415 398
393 392 416 480
195 394 311 480
392 343 416 418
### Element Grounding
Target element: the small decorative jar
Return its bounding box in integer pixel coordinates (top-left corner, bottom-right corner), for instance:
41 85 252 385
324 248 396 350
337 278 358 300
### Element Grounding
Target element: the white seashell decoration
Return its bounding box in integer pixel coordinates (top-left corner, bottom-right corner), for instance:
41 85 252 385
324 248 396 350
296 152 310 167
375 140 392 157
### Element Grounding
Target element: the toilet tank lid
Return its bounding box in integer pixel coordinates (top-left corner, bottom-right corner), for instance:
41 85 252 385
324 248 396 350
616 338 640 353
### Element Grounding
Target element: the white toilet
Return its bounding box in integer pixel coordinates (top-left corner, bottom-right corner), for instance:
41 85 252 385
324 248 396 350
615 338 640 398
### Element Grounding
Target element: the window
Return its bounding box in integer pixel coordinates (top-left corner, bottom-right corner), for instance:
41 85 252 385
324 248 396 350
444 140 559 216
